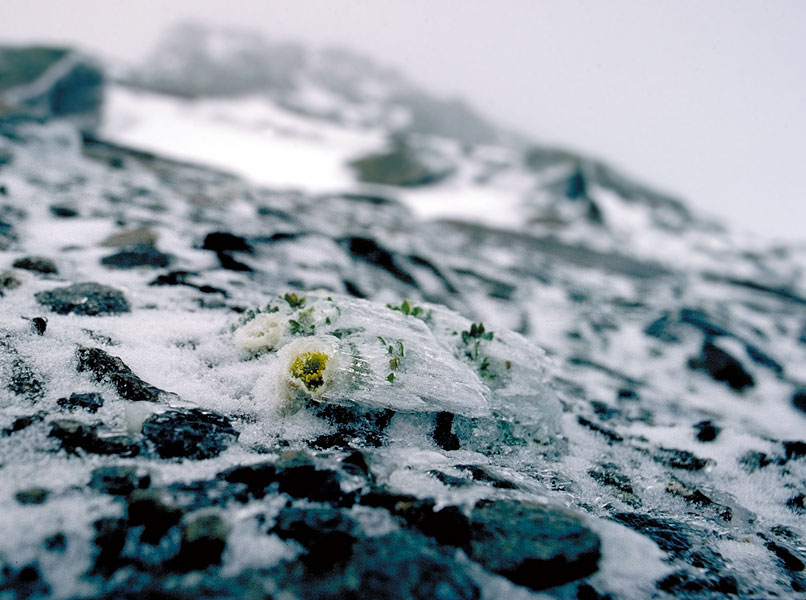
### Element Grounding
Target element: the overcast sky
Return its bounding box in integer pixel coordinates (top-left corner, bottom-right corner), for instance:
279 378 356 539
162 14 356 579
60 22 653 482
2 0 804 241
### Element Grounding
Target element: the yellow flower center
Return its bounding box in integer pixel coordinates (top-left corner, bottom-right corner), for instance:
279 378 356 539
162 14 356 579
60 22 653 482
289 351 329 391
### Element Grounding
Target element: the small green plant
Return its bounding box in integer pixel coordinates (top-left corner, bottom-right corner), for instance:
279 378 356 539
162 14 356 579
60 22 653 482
479 357 496 380
459 322 497 380
461 322 493 345
289 307 315 336
284 292 306 309
379 336 405 383
387 300 424 318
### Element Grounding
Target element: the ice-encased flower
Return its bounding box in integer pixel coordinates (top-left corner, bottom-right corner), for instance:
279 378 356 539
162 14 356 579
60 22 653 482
233 312 286 353
278 336 342 401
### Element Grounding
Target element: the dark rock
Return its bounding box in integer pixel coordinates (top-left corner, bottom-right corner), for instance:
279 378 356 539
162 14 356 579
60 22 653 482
739 450 772 472
2 411 46 436
644 313 680 343
612 513 692 557
253 231 300 244
612 513 725 572
0 562 50 600
30 316 47 335
90 517 129 576
12 256 58 274
745 344 783 375
398 501 471 548
577 416 623 443
90 466 150 496
172 514 228 572
343 279 366 298
783 441 806 462
310 431 354 450
576 582 613 600
0 269 21 290
308 401 395 448
408 254 459 295
467 499 601 591
216 251 253 272
565 168 588 200
149 270 229 296
591 400 622 420
455 464 518 489
57 391 105 413
340 450 373 480
680 308 731 338
0 46 103 131
429 470 471 488
657 571 739 596
126 489 183 545
149 270 196 286
218 461 277 499
100 244 171 269
43 533 67 552
588 463 640 507
793 389 806 414
202 232 254 254
273 528 480 600
48 419 140 457
360 490 471 548
271 506 359 573
15 487 50 505
76 345 168 403
688 341 754 391
765 541 805 572
340 236 416 285
273 453 350 505
349 140 453 187
0 223 15 251
720 277 806 307
654 447 710 471
433 411 460 451
36 282 130 315
786 493 805 514
141 409 238 460
694 420 721 442
49 204 79 218
4 349 44 400
101 227 157 248
665 477 732 520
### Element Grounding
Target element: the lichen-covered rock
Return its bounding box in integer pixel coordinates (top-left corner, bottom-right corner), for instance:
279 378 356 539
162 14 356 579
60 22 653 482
12 256 58 275
100 245 171 269
349 139 454 187
141 409 238 460
48 419 140 457
35 282 130 315
76 346 169 403
467 500 601 591
89 466 150 496
0 45 103 131
57 392 104 413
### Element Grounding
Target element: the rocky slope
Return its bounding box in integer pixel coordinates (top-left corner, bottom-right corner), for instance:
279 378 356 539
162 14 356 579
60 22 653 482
0 32 805 600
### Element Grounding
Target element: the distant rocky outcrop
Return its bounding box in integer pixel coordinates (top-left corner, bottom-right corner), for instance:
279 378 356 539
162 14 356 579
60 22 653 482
0 45 104 132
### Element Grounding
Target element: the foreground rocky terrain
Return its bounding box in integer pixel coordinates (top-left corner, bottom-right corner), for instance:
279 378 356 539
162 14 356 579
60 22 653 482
1 32 805 599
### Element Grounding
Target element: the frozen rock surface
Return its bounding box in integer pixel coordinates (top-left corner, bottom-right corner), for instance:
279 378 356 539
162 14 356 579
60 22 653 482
1 35 805 600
